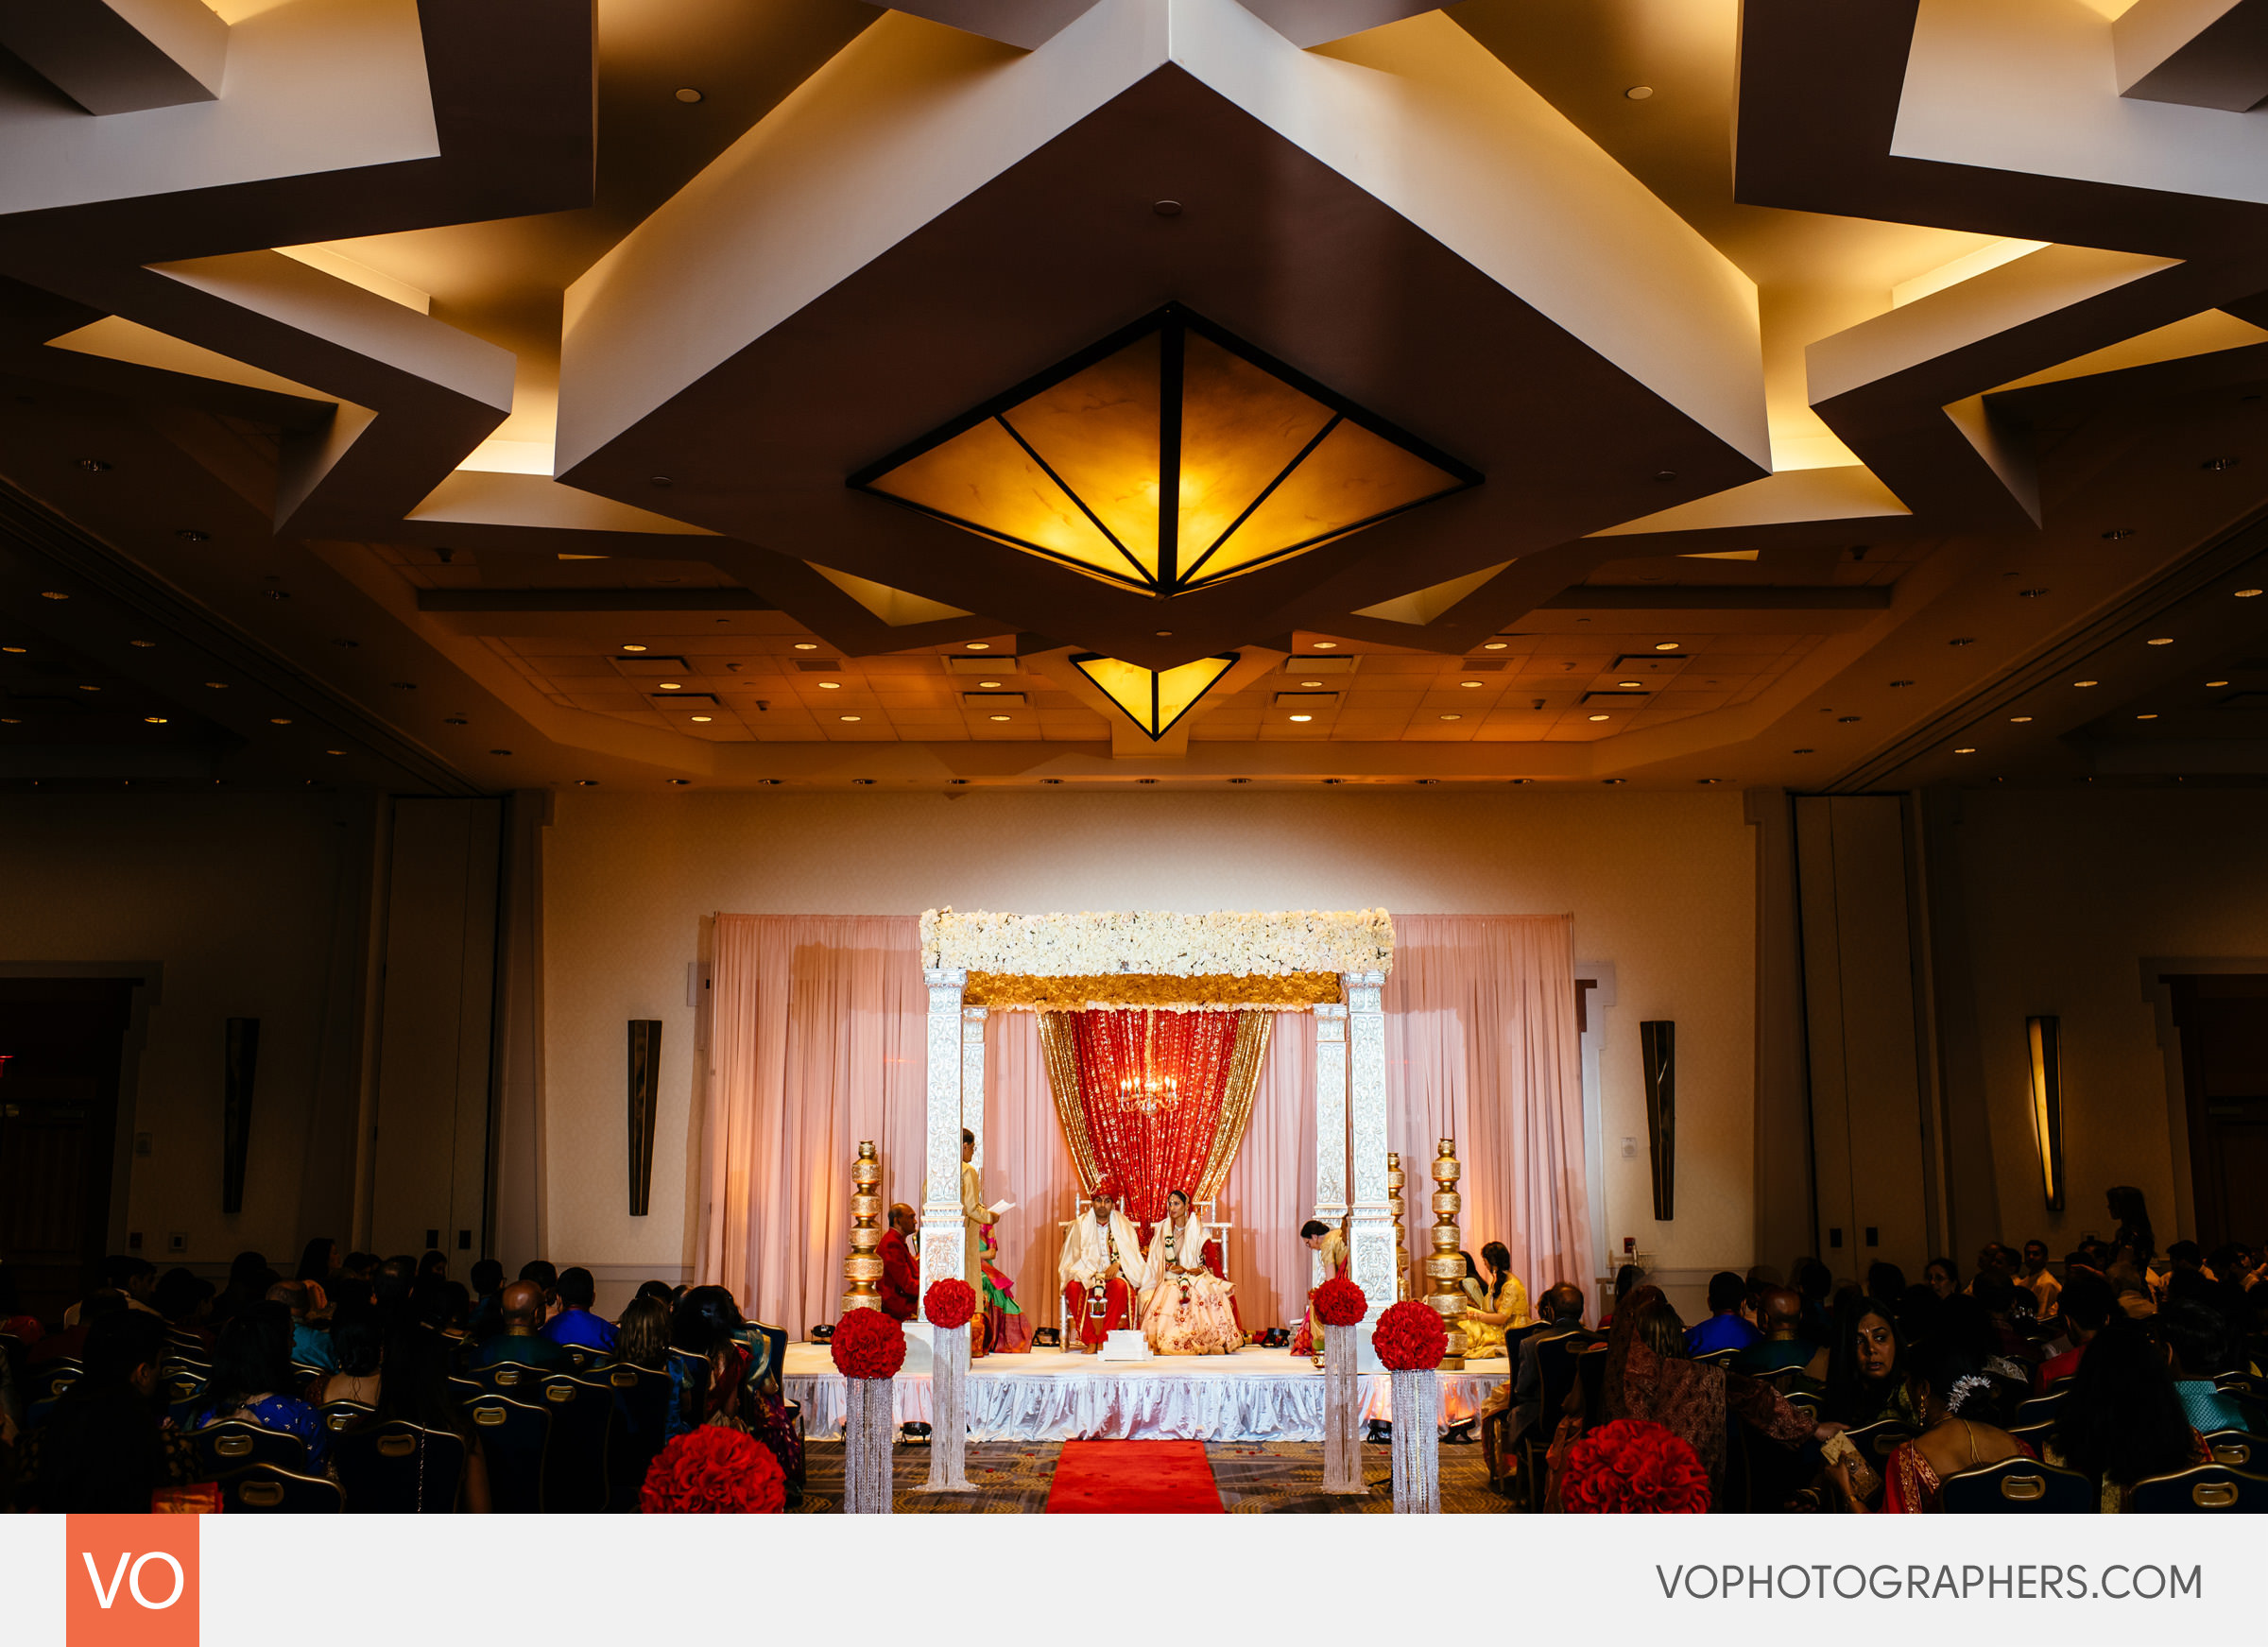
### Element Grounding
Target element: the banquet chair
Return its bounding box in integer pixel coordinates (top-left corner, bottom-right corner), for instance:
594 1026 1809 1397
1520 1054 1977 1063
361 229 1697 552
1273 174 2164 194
482 1361 540 1395
187 1417 309 1476
446 1374 483 1408
1938 1456 2093 1514
319 1398 377 1434
215 1462 344 1514
1692 1347 1741 1370
2011 1389 2067 1428
561 1345 608 1375
333 1419 467 1514
536 1374 615 1513
2126 1461 2268 1513
35 1361 81 1402
606 1363 675 1512
2204 1430 2260 1469
1838 1418 1914 1467
466 1393 551 1513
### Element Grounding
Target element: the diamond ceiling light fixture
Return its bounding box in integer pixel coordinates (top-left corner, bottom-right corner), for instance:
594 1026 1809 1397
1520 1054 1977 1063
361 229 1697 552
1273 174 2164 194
850 305 1479 596
1072 652 1238 741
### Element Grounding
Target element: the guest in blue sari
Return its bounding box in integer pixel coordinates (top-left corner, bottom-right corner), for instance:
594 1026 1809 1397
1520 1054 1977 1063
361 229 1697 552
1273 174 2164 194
189 1312 329 1467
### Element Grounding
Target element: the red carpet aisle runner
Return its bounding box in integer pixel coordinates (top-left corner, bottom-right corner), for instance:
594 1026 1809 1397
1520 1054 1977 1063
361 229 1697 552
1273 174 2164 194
1043 1440 1226 1513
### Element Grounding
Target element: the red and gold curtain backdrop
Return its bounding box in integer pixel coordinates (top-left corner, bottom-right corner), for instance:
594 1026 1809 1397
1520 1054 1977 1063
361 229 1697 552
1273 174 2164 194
1036 1008 1270 1228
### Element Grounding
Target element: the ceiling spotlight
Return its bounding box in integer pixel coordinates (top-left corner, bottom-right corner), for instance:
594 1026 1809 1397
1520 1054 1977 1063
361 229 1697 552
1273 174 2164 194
817 680 841 689
966 643 990 650
2137 712 2158 720
204 681 227 689
1950 637 1975 646
1483 642 1508 650
988 714 1011 722
840 714 862 722
2010 715 2033 724
1154 629 1173 638
325 749 344 757
1438 712 1461 721
793 642 818 650
2146 637 2174 646
1313 641 1338 649
2102 528 2135 540
269 717 291 725
1653 641 1679 651
0 646 21 654
2074 679 2098 688
1624 84 1654 100
1288 713 1314 723
690 714 713 723
1461 679 1483 688
1602 778 1627 785
2236 589 2263 598
1954 746 1977 754
673 86 704 103
980 680 1002 688
1618 680 1642 689
177 528 209 541
621 643 648 653
77 684 98 693
2202 456 2240 470
40 592 67 601
130 640 156 649
143 716 167 724
1588 713 1610 722
658 682 682 690
2208 679 2230 687
577 779 598 786
78 457 111 472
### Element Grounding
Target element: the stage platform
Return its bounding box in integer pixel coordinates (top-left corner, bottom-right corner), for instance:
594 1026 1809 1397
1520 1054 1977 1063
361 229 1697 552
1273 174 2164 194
782 1343 1508 1442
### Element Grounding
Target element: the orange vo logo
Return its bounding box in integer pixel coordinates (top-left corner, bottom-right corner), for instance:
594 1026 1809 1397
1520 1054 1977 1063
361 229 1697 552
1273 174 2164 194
66 1517 197 1646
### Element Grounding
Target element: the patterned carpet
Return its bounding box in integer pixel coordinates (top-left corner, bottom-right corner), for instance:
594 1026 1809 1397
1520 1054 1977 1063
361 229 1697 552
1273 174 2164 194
793 1437 1517 1513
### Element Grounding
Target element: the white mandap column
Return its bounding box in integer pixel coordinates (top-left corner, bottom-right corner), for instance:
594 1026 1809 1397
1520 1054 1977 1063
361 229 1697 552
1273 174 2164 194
1343 969 1395 1321
1312 1001 1348 1288
919 968 968 1301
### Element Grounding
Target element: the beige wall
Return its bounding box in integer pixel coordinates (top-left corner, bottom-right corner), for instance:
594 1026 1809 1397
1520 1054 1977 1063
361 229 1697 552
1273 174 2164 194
1950 788 2268 1255
540 789 1760 1294
0 793 353 1269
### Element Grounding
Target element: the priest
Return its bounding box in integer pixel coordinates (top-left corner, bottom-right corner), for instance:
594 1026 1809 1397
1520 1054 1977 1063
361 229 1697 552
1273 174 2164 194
1057 1180 1147 1354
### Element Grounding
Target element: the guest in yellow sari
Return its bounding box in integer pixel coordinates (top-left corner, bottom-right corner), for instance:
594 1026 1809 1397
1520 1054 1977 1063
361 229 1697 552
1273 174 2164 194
1460 1243 1532 1360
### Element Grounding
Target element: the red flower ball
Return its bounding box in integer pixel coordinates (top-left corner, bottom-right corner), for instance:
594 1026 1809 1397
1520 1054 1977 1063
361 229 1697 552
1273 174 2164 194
829 1304 907 1379
924 1278 977 1330
639 1425 787 1514
1559 1418 1710 1514
1314 1277 1368 1328
1371 1299 1449 1370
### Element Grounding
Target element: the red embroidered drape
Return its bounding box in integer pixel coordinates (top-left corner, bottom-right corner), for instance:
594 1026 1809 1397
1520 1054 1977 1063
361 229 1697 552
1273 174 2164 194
1039 1008 1267 1227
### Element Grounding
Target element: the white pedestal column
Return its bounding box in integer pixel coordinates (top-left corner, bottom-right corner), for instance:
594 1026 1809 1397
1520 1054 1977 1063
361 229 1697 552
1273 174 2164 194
1344 969 1395 1323
1312 1002 1348 1287
919 968 967 1301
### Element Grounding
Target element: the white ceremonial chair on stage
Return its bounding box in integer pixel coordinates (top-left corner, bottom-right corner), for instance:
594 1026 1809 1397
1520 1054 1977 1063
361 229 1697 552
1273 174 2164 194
1054 1200 1233 1347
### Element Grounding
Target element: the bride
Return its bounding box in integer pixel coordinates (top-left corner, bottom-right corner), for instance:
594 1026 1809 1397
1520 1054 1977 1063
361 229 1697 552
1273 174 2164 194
1141 1189 1241 1356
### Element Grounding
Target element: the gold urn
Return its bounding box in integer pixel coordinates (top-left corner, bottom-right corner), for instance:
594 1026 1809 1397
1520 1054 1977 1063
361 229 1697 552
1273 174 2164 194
1423 1137 1467 1368
841 1141 885 1315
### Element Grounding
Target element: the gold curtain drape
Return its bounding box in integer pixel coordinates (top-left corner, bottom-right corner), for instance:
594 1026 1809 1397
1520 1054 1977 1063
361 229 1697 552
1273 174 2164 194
1037 1008 1272 1212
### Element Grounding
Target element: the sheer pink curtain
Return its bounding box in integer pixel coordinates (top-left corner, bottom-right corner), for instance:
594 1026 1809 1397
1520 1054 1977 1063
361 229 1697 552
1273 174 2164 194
1220 1009 1316 1330
698 915 927 1333
1385 914 1589 1299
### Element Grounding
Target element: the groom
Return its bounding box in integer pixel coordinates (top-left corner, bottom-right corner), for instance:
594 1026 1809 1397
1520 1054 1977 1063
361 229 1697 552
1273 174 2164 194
1057 1180 1147 1353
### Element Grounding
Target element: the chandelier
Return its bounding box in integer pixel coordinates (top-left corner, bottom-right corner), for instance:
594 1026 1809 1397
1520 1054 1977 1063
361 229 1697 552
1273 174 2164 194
850 303 1479 597
1116 1010 1180 1115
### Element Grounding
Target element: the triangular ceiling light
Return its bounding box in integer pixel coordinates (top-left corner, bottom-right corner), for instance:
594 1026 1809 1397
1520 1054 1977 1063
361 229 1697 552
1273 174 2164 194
1072 652 1237 741
850 304 1479 596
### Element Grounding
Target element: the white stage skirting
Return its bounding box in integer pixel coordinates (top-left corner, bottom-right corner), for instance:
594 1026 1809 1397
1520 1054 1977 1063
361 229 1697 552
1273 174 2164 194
782 1345 1508 1442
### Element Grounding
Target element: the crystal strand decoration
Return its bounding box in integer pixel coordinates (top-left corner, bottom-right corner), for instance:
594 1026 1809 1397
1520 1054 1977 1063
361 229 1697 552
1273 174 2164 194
844 1376 895 1514
842 1141 884 1316
1423 1138 1467 1369
1387 1151 1411 1300
1389 1367 1441 1513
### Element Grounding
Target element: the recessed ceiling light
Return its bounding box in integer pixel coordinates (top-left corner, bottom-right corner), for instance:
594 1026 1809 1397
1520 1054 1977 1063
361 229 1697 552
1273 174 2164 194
41 592 67 601
1438 712 1461 721
143 716 167 724
668 779 692 785
1602 778 1627 785
658 682 682 690
1654 642 1679 651
1483 642 1508 650
1624 85 1654 100
2146 637 2174 646
621 644 648 653
840 714 862 722
818 680 841 689
1618 680 1642 689
2207 679 2230 687
0 646 21 654
2137 712 2158 719
1154 629 1173 638
1954 746 1976 754
793 643 818 650
130 641 156 649
2236 589 2262 598
1312 641 1338 649
1300 679 1324 688
2010 715 2033 723
1288 713 1314 723
980 680 1002 688
690 715 713 723
77 684 98 693
966 643 990 650
1588 713 1610 722
325 749 344 757
205 681 227 689
1 718 17 724
1461 679 1483 688
2074 679 2098 688
674 86 703 103
269 717 290 725
988 714 1011 722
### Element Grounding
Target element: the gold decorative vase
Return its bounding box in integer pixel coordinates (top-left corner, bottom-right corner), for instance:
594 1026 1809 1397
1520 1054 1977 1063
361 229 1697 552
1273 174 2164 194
1387 1150 1412 1301
1423 1137 1467 1368
841 1141 885 1316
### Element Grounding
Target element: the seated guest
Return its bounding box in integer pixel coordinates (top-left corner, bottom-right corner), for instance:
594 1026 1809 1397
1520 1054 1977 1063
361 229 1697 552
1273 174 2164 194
0 1260 41 1345
2044 1315 2206 1512
210 1250 276 1329
542 1267 617 1352
1808 1294 1902 1426
151 1268 215 1352
294 1237 338 1314
1731 1287 1815 1377
266 1281 334 1371
1685 1271 1761 1357
613 1295 671 1368
465 1257 506 1342
1922 1256 1960 1300
9 1312 198 1512
518 1261 559 1321
2037 1267 2114 1390
667 1285 802 1485
2019 1240 2061 1319
2159 1295 2266 1433
418 1250 450 1286
189 1313 328 1467
28 1288 126 1365
1600 1262 1644 1331
1504 1281 1591 1439
308 1310 384 1409
1605 1288 1830 1510
63 1256 158 1327
1830 1340 2029 1512
371 1255 417 1325
467 1281 568 1373
1792 1258 1833 1346
878 1203 919 1322
374 1319 492 1512
1459 1241 1531 1358
1865 1261 1907 1301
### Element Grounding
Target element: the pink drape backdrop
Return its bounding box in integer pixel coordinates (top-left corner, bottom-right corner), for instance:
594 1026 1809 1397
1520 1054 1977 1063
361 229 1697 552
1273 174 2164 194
698 913 1588 1337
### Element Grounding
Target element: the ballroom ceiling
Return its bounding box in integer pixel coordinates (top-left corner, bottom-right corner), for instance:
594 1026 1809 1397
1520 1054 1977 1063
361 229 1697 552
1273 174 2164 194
4 0 2268 791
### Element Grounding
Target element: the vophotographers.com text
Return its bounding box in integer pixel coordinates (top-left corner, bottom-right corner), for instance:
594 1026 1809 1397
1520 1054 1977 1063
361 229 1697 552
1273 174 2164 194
1657 1564 2202 1603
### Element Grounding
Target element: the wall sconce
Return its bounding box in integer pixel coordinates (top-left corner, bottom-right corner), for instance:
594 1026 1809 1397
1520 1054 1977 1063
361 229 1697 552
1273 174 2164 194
2026 1015 2065 1211
1640 1020 1675 1220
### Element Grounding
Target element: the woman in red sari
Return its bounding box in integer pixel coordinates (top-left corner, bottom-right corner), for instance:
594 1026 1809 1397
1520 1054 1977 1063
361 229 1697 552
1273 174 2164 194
1830 1340 2032 1512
